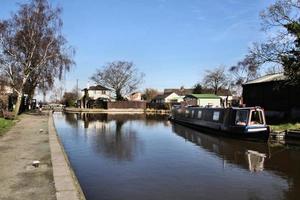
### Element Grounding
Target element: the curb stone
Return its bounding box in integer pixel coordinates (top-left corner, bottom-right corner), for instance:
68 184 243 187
48 112 86 200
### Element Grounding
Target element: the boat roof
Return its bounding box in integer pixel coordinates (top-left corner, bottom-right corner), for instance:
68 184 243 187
185 106 263 110
231 106 263 110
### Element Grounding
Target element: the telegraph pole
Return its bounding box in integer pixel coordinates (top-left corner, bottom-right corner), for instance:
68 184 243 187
76 79 79 99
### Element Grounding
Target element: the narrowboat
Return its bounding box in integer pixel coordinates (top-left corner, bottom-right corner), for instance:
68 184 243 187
170 106 270 139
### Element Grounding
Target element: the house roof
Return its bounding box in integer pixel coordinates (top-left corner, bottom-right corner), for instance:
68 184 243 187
82 85 110 91
184 94 221 99
243 73 286 85
152 92 178 100
164 88 193 96
152 93 170 100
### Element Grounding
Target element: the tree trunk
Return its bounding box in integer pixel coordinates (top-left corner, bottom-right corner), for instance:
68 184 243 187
14 78 27 117
116 89 123 101
14 92 22 118
43 90 46 103
214 87 218 95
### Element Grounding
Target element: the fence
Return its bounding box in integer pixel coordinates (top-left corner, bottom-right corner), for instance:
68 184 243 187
107 101 146 109
146 102 180 110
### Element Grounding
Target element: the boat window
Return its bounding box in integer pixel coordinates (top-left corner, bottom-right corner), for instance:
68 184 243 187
213 111 220 121
191 110 194 118
198 111 202 119
250 110 264 125
235 110 248 126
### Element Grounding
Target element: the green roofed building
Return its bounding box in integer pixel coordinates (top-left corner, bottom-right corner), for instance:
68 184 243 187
184 94 221 107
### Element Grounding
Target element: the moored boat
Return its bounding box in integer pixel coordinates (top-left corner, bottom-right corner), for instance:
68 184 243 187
170 106 270 139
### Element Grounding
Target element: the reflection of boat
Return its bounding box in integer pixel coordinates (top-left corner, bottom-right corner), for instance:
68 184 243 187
172 123 300 198
245 150 266 172
170 106 269 139
172 123 270 172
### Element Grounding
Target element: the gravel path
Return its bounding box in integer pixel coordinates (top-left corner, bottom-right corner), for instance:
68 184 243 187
0 112 56 200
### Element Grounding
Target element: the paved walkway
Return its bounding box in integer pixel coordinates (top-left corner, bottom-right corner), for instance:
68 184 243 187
0 112 85 200
0 112 56 200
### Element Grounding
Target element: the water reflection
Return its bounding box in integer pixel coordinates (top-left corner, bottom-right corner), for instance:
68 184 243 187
245 150 266 172
63 112 169 129
61 113 169 161
92 120 141 161
55 113 300 200
172 123 300 199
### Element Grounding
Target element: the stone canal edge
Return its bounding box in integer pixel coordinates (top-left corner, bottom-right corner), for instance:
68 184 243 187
48 112 86 200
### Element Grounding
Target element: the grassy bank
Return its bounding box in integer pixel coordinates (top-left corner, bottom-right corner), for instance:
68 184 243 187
270 123 300 132
0 118 15 136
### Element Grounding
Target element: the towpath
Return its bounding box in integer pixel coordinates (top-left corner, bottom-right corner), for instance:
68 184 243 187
0 112 56 200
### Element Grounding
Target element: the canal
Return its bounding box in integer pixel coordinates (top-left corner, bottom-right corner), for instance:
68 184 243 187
54 112 300 200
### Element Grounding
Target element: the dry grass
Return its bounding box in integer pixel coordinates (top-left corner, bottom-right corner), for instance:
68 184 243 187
270 123 300 132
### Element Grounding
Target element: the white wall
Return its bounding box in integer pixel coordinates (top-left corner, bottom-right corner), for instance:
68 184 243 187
198 98 221 107
165 93 180 103
80 90 111 100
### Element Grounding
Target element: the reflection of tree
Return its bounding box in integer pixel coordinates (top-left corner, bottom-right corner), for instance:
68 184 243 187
172 123 300 198
77 113 109 128
74 112 170 128
63 112 79 128
92 120 142 161
63 113 169 161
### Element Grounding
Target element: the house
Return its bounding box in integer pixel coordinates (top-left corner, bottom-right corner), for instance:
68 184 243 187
127 92 142 101
79 85 112 108
183 94 221 107
0 80 14 111
152 92 183 104
214 89 233 107
242 73 300 120
0 83 13 95
81 85 112 100
165 87 235 107
197 88 233 107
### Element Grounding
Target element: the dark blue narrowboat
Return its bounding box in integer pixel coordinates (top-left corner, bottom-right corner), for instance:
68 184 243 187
170 106 270 139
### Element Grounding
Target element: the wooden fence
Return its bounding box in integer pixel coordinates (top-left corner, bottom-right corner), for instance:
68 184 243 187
107 101 146 109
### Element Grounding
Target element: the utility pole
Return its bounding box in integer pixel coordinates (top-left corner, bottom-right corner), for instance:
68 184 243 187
76 79 79 99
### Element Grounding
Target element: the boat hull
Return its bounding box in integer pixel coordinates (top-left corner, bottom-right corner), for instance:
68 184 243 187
170 117 270 140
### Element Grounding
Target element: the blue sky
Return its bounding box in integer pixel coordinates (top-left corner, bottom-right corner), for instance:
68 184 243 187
1 0 274 93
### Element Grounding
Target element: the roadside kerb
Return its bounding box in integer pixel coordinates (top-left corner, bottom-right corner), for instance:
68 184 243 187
48 112 86 200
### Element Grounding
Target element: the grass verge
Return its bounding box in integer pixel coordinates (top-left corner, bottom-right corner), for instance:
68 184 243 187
0 118 15 136
270 123 300 132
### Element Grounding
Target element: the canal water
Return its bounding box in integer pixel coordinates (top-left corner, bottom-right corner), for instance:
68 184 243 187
54 112 300 200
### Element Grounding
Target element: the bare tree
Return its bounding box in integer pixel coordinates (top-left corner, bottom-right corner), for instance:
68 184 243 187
265 65 284 75
0 0 74 116
142 88 158 101
202 66 228 95
91 61 144 100
229 54 261 95
50 85 64 103
249 0 300 84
